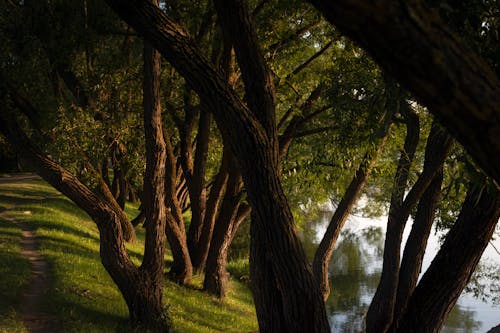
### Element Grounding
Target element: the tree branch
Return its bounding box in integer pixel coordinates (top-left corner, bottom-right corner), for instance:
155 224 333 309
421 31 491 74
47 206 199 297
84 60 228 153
308 0 500 183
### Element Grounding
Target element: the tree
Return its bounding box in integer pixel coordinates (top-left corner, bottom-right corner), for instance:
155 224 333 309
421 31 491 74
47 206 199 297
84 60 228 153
393 180 500 332
366 118 453 332
308 0 500 183
0 0 171 329
103 0 331 331
312 78 396 300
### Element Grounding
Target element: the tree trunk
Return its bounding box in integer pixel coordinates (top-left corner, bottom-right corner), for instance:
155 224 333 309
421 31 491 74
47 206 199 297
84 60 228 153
392 182 500 333
203 156 242 297
194 146 231 275
366 106 420 333
131 205 146 227
187 109 211 272
140 17 169 328
117 170 128 210
313 131 389 300
164 209 192 284
163 110 192 284
103 1 331 331
393 165 444 323
313 84 395 301
367 119 453 332
0 115 168 331
308 0 500 183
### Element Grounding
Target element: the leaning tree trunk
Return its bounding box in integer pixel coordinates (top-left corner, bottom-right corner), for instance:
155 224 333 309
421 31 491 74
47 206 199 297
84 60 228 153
313 87 395 300
194 146 231 275
367 119 452 332
0 114 169 331
393 165 444 323
393 125 453 323
392 182 500 333
203 157 243 297
103 1 331 331
313 134 388 300
137 22 169 329
308 0 500 183
366 106 420 333
163 102 193 284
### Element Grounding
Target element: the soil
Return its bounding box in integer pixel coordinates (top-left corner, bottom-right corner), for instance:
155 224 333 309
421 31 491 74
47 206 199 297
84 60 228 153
0 174 60 332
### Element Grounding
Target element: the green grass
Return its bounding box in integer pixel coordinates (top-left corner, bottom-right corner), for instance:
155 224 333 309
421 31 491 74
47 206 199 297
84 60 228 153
0 216 30 333
0 176 257 332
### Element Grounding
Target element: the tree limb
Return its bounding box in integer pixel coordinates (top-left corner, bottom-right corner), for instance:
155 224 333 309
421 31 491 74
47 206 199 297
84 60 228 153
308 0 500 183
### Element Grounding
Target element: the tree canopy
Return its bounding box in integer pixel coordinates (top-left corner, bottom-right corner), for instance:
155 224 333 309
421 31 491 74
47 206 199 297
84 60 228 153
1 0 499 332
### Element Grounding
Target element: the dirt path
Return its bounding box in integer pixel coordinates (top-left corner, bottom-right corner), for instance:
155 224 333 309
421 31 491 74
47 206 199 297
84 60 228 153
0 191 60 332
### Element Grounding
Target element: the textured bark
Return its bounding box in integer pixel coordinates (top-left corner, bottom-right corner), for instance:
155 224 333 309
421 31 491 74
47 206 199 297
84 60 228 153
140 25 169 329
202 151 253 298
187 110 211 272
393 124 452 322
164 121 192 284
308 0 500 183
203 154 243 297
159 97 192 283
214 0 277 154
367 120 453 332
103 1 330 331
194 146 231 274
393 166 443 323
392 183 500 333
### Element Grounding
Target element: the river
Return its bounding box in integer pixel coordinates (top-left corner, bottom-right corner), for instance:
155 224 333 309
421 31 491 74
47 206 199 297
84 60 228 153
302 208 500 333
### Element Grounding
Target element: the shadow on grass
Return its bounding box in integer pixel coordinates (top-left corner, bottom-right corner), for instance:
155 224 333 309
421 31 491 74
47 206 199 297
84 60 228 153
48 297 135 333
0 194 48 207
0 248 30 315
28 218 99 244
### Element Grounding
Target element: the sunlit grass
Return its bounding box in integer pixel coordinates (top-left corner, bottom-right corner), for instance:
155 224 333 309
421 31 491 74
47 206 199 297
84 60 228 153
0 176 257 332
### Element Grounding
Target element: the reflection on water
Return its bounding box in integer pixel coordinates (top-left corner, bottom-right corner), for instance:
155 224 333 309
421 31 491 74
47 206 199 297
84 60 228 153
302 210 497 333
327 227 383 333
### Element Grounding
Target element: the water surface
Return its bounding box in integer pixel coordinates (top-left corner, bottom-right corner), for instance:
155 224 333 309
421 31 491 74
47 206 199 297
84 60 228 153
303 210 500 333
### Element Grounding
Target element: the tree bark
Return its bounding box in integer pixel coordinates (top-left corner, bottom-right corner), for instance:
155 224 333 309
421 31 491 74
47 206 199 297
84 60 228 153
194 146 231 275
392 182 500 333
366 106 420 333
393 166 443 323
0 115 168 331
203 154 242 297
367 119 453 332
202 150 253 299
187 109 211 272
393 124 452 323
103 1 330 331
163 112 192 284
308 0 500 183
140 19 169 329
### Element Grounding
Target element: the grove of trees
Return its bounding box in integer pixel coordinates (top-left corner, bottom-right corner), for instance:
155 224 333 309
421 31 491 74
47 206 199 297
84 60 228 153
1 0 499 332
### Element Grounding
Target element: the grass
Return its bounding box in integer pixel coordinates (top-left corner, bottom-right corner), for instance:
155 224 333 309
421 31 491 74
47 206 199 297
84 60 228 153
0 216 30 333
0 176 257 333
